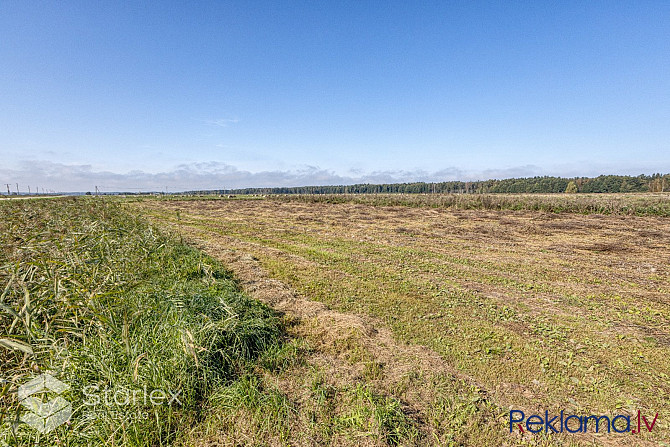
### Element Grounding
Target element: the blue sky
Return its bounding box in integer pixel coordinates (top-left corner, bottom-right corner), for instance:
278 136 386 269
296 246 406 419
1 1 669 191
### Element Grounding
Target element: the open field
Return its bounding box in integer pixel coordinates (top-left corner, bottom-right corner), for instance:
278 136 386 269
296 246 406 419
2 195 669 446
273 192 670 216
135 194 670 446
161 192 670 216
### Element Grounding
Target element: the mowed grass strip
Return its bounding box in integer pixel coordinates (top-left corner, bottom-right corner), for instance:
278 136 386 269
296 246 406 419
138 197 670 443
2 197 448 447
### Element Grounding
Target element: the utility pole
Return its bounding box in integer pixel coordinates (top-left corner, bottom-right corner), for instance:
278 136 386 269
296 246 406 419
15 183 19 195
4 184 10 195
28 186 31 195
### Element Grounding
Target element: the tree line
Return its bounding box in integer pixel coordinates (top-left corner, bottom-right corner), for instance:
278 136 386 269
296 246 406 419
189 174 670 195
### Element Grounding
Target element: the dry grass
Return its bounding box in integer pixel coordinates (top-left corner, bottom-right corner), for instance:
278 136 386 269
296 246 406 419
172 244 501 446
135 196 670 446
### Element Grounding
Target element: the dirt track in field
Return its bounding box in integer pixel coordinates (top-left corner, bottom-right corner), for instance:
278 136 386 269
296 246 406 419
138 198 669 446
165 225 500 446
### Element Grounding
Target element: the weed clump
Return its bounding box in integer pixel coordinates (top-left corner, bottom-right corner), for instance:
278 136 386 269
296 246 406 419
0 198 282 446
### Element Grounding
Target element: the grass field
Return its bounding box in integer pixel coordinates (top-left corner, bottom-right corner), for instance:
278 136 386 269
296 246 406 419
135 194 670 446
0 198 292 446
165 192 670 216
2 194 669 446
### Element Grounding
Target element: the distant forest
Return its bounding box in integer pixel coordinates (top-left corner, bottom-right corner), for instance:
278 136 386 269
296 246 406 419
191 174 670 195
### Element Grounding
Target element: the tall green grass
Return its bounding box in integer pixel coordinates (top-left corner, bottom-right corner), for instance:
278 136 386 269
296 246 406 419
270 192 670 216
0 198 283 446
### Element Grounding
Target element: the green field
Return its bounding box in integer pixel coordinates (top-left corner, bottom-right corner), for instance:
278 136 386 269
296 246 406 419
2 194 669 446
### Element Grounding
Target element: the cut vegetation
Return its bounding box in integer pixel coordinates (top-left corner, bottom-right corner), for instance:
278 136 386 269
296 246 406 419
136 194 670 446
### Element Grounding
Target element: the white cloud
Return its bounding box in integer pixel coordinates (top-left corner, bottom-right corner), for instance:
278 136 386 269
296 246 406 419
0 160 666 193
206 118 239 127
